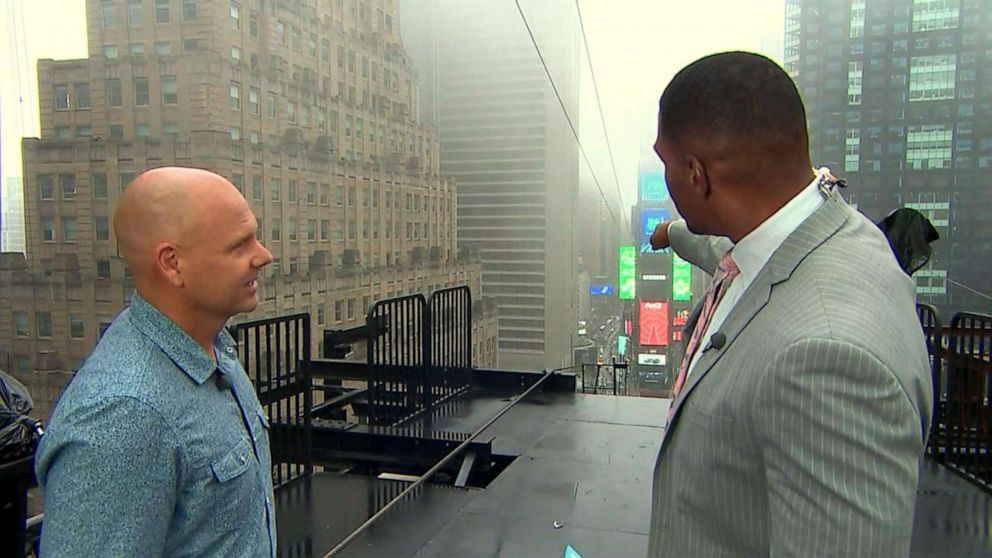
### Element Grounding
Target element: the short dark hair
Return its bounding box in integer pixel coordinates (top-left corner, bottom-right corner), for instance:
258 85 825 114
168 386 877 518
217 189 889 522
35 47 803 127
659 51 808 157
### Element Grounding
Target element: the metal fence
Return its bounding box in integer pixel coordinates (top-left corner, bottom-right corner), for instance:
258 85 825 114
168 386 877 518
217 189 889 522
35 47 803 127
235 313 313 488
940 312 992 489
366 287 474 427
917 303 943 459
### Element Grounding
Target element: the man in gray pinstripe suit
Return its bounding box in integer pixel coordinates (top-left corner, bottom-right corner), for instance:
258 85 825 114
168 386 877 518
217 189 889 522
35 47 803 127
646 52 932 557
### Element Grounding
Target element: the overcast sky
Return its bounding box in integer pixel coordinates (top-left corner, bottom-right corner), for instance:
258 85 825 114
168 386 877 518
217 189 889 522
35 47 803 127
1 0 785 215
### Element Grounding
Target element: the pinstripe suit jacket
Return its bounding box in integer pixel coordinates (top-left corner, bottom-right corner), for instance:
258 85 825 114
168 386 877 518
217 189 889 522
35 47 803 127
648 193 932 557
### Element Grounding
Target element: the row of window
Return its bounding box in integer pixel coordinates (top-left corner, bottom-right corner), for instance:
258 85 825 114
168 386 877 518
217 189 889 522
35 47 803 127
39 217 109 244
261 218 441 243
12 311 87 339
100 0 199 28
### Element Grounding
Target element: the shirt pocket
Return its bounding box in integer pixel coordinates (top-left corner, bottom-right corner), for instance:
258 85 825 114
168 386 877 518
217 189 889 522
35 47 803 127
211 437 254 483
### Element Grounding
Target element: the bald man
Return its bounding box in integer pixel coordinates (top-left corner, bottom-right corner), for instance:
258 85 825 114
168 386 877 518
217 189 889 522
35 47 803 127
35 167 276 558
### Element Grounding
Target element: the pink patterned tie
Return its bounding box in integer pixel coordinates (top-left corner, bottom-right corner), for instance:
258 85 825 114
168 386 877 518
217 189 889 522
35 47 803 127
667 251 740 422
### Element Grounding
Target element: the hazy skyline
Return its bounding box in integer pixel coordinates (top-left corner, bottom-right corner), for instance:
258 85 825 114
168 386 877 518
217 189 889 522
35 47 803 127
0 0 786 241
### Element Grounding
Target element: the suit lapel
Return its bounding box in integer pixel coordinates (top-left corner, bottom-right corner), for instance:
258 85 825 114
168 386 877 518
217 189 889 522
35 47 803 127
661 195 852 447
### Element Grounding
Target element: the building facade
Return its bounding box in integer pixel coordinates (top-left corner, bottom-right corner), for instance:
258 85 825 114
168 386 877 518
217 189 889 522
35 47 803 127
401 0 580 372
786 0 991 316
0 0 498 418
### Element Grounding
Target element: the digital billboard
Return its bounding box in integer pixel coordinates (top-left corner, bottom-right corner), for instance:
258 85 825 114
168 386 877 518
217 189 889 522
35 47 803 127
672 252 692 300
618 246 636 300
639 301 670 347
640 207 671 253
640 171 669 202
589 284 614 295
637 353 667 366
617 335 629 357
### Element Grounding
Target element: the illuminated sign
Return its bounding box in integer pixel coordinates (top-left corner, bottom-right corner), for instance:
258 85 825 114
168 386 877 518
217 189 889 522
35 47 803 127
617 335 629 357
672 252 692 301
642 274 668 281
637 353 667 366
673 309 690 328
639 301 670 347
618 246 636 300
640 207 671 253
624 320 632 335
640 171 669 202
673 330 684 342
589 284 614 295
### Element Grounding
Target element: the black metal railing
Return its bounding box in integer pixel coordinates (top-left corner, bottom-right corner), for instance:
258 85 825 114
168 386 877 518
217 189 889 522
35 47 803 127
235 313 313 488
917 303 943 459
367 294 429 427
939 312 992 489
366 288 474 428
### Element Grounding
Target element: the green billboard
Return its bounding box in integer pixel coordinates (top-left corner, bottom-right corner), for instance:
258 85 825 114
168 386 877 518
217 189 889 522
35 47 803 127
618 245 636 300
672 252 692 301
617 335 629 357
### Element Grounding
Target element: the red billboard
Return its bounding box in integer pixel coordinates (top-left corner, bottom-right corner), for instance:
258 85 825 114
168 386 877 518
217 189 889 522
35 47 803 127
639 301 669 347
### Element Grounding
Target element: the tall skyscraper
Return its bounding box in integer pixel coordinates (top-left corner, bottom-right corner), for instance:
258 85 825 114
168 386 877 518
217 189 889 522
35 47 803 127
0 0 499 417
786 0 991 316
1 177 26 253
402 0 580 371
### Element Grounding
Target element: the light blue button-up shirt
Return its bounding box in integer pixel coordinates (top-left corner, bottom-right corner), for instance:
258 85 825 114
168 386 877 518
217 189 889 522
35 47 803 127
35 292 276 558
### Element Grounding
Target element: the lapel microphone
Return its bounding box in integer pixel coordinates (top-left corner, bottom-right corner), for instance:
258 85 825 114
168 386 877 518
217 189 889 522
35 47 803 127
215 371 232 391
709 332 726 351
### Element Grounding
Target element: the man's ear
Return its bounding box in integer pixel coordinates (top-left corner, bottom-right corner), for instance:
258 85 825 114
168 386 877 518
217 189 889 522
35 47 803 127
686 155 712 199
154 242 184 287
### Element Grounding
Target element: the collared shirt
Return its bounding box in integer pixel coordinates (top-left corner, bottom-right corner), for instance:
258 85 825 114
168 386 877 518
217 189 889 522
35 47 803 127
36 292 276 558
687 176 826 378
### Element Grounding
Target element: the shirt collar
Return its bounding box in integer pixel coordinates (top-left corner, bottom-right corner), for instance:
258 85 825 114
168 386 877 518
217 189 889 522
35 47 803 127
730 175 826 284
127 292 237 385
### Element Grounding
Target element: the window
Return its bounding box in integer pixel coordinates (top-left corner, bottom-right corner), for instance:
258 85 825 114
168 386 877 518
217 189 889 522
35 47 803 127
98 259 111 279
92 173 108 198
335 300 343 322
103 45 119 59
55 126 71 140
229 126 241 141
38 174 55 199
95 216 110 241
320 219 329 241
229 2 240 29
13 312 29 337
252 176 262 200
164 122 178 135
249 11 258 36
41 218 55 242
287 101 296 123
271 218 281 241
75 83 91 108
267 95 276 118
288 219 298 241
129 42 145 56
70 315 86 339
182 0 196 20
248 87 259 114
101 0 117 27
160 75 178 104
54 84 70 109
912 0 960 32
845 129 861 172
306 181 316 204
307 220 317 241
136 123 151 138
155 0 170 22
127 0 143 25
320 183 329 205
348 186 355 206
36 312 52 338
288 180 297 203
119 172 136 191
109 125 124 140
910 54 957 101
347 299 354 319
907 124 953 169
107 78 123 106
182 38 198 51
229 82 241 109
317 303 325 325
60 173 76 199
134 77 149 105
269 178 281 201
62 217 78 242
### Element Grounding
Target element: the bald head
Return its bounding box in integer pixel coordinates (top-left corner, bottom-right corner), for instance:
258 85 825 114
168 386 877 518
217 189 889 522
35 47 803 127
113 167 243 281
